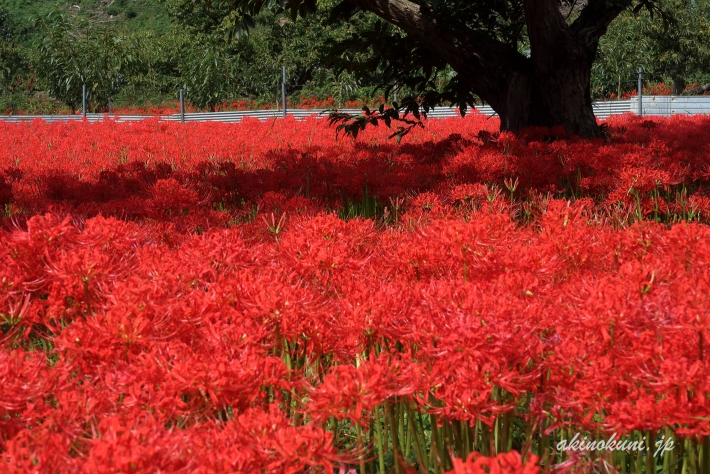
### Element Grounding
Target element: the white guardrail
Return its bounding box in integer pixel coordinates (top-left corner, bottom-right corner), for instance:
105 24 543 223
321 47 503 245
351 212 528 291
1 97 704 124
0 107 478 124
630 96 710 116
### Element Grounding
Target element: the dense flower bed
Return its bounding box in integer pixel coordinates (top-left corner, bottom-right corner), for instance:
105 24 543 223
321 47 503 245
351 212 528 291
1 113 710 473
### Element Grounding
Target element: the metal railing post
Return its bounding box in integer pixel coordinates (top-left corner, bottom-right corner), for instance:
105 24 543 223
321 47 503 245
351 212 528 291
638 67 643 116
82 84 87 118
282 66 287 118
179 89 185 123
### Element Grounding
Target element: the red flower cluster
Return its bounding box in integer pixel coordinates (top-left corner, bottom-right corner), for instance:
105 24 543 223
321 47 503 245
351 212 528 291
1 113 709 472
449 452 540 474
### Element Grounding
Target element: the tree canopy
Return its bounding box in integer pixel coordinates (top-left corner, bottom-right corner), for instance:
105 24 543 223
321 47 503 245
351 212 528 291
192 0 673 138
593 0 710 97
2 0 710 136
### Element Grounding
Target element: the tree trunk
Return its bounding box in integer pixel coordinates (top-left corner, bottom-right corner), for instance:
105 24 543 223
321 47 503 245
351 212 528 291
496 57 600 138
515 0 603 137
672 76 686 96
347 0 627 139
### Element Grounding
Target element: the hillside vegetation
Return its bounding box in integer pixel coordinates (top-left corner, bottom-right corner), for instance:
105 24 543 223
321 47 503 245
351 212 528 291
2 0 171 44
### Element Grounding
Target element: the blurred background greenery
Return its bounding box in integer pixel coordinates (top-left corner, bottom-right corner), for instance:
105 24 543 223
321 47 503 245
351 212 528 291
1 0 709 114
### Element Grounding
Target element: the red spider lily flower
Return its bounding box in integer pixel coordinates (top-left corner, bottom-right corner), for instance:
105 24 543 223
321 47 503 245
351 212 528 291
448 451 540 474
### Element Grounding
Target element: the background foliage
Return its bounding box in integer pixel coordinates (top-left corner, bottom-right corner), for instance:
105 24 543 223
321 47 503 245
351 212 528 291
593 0 710 98
1 0 710 113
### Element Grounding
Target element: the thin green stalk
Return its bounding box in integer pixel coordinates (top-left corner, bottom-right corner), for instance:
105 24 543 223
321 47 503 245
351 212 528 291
500 412 512 454
430 414 439 470
443 420 454 470
688 437 698 474
386 403 402 474
677 436 685 474
402 402 411 461
666 431 676 474
645 431 654 474
331 417 339 449
370 423 377 474
374 406 386 474
462 421 471 460
356 422 367 474
492 388 500 455
473 420 480 454
540 421 550 468
480 421 491 457
453 420 464 460
407 412 425 471
430 414 443 474
633 432 641 474
520 418 535 459
616 447 627 474
411 408 429 473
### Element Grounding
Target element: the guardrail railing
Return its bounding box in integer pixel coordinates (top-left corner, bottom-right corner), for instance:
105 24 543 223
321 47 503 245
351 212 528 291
7 98 699 124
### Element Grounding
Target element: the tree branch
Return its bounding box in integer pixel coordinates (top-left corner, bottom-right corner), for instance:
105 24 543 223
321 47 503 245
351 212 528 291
683 82 710 96
571 0 631 50
523 0 573 68
345 0 527 109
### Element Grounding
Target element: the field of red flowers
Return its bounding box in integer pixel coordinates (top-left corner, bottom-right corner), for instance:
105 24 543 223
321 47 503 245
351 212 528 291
1 113 710 473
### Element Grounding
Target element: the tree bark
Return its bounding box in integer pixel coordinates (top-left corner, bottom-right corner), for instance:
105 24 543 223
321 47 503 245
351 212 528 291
672 77 686 96
345 0 526 113
347 0 629 138
522 0 602 138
